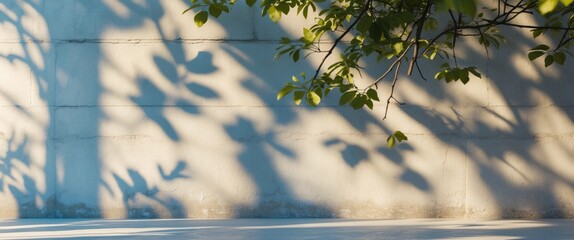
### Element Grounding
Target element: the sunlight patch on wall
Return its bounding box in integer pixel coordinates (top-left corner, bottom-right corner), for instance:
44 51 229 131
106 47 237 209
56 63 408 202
103 0 132 19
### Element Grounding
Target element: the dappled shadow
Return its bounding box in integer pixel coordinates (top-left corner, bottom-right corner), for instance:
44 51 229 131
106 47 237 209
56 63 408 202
0 0 573 219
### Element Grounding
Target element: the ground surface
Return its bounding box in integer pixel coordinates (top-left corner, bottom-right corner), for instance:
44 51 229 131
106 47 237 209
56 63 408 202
0 218 573 239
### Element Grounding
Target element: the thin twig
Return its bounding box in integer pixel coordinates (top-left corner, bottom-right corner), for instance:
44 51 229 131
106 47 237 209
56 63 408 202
556 20 574 50
448 10 459 67
415 61 428 81
367 42 415 89
307 0 373 91
407 0 433 76
383 60 403 120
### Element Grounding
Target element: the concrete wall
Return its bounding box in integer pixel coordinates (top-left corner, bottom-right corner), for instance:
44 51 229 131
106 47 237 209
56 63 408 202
0 0 573 218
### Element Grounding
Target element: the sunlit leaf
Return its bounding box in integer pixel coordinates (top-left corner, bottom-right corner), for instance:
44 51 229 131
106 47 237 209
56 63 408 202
194 11 208 27
539 0 559 14
268 5 282 22
303 28 316 43
293 91 304 105
277 85 296 100
307 91 321 106
434 71 445 80
393 42 404 54
386 135 396 148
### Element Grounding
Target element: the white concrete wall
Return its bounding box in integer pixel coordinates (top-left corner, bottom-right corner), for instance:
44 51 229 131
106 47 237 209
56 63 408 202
0 0 573 218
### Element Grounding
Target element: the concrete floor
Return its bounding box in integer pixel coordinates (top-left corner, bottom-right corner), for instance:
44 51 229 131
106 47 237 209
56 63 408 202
1 218 573 239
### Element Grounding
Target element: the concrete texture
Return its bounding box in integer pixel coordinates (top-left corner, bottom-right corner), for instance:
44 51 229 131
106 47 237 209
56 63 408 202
1 218 574 239
0 0 573 218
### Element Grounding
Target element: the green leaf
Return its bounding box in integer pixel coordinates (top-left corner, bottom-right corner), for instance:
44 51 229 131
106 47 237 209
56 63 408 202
554 52 566 65
292 49 300 62
460 72 470 84
394 131 408 142
424 18 438 31
194 11 209 27
434 71 445 80
393 42 404 55
268 5 282 22
545 55 554 67
366 88 380 101
369 21 383 42
429 49 438 60
303 28 316 43
460 0 477 17
339 91 356 105
279 37 291 44
209 4 222 17
307 91 321 106
277 85 296 100
528 51 545 61
539 0 559 14
219 4 230 13
276 3 290 14
440 0 477 17
356 15 373 34
182 4 201 14
562 0 574 5
532 29 544 38
246 0 256 7
365 99 374 110
445 71 455 83
275 46 294 59
350 95 366 109
531 44 550 51
293 91 304 105
386 135 396 148
468 68 481 78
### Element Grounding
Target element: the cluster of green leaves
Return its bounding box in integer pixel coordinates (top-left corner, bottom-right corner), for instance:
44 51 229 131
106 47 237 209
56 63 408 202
187 0 574 147
434 64 481 84
528 44 569 66
539 0 574 14
527 6 574 67
386 130 408 148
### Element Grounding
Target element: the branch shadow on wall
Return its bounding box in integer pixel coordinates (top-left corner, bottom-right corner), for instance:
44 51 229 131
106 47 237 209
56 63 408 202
362 20 574 217
0 0 573 219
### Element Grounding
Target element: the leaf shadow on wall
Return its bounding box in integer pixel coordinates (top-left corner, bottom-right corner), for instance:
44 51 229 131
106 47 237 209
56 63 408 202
361 20 574 217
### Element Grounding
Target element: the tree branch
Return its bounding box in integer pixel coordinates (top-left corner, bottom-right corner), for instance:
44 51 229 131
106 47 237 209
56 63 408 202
407 0 433 76
367 42 415 89
383 60 403 120
308 0 373 90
